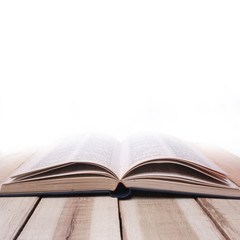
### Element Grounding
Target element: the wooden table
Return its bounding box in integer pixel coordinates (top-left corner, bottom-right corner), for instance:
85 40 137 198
1 151 240 239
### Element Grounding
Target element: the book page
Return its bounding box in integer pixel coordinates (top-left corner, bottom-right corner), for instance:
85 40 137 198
14 133 121 177
193 143 240 188
120 132 225 177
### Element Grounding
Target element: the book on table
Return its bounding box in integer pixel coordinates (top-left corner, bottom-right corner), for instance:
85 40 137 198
1 132 240 198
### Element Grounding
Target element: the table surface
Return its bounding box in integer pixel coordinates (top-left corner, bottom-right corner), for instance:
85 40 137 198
1 151 240 240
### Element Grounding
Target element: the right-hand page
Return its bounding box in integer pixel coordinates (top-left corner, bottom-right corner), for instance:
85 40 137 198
192 142 240 188
120 132 225 178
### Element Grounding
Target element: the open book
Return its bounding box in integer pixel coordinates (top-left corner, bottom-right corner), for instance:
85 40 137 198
1 133 240 198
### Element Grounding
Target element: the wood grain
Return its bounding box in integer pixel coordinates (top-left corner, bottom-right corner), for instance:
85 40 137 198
198 198 240 240
18 196 121 240
0 197 39 240
120 197 225 240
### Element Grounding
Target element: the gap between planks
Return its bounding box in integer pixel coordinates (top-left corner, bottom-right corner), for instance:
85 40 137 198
0 197 40 240
13 197 42 240
196 198 240 240
117 199 123 240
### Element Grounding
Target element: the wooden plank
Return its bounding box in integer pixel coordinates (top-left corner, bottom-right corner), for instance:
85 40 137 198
198 198 240 240
0 197 39 240
18 196 121 240
120 197 224 240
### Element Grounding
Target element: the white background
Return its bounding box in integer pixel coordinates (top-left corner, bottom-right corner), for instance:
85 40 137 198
0 0 240 156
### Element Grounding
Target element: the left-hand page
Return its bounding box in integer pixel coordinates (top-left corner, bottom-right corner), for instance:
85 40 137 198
7 133 121 180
